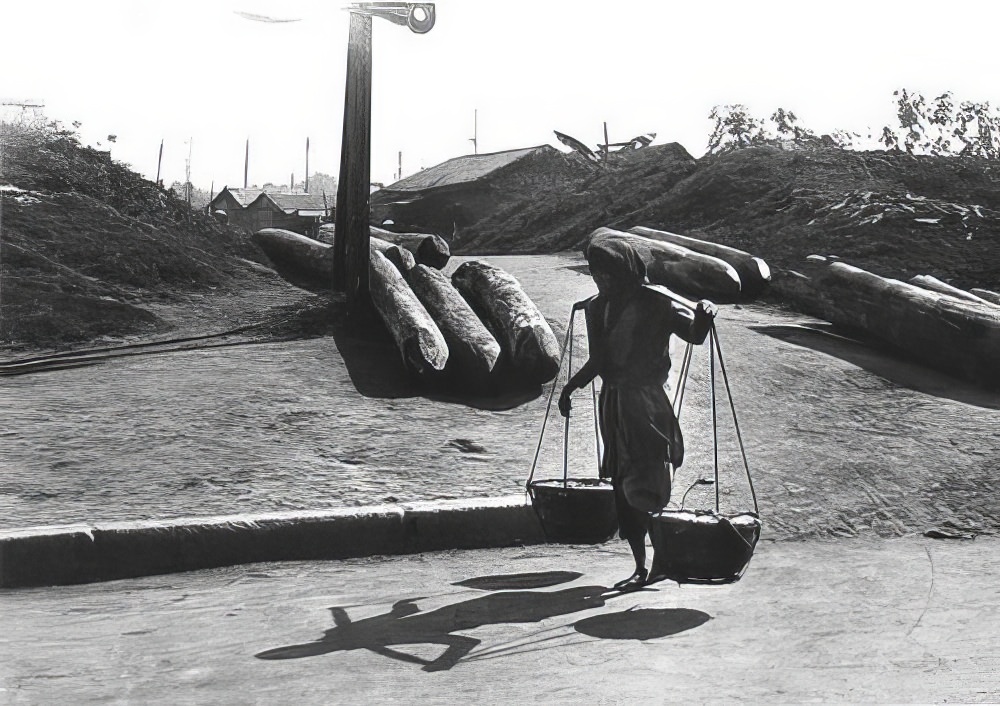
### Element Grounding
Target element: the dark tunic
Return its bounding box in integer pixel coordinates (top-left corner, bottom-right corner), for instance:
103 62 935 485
584 285 709 536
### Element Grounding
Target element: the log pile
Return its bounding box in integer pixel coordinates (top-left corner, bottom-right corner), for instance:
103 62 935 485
253 228 558 388
792 261 1000 389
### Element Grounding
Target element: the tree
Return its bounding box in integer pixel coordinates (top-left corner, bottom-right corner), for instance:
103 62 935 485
881 88 1000 159
770 108 817 144
304 171 337 197
893 89 931 153
706 105 770 154
927 92 954 155
879 126 899 151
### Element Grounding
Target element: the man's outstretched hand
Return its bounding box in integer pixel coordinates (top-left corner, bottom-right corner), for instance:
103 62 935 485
558 384 573 418
696 299 718 319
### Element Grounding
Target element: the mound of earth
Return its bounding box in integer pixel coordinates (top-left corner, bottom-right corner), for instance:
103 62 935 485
627 146 1000 292
7 119 1000 351
0 123 296 350
456 142 698 254
406 143 1000 292
374 143 698 254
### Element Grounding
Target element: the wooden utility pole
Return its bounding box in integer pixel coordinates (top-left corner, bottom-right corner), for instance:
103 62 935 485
244 138 249 189
603 122 609 165
305 137 310 193
333 3 435 314
185 137 193 211
156 139 163 186
469 108 478 155
332 9 373 309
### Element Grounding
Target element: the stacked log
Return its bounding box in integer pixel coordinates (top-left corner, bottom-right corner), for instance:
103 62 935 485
586 227 742 302
812 263 1000 388
452 261 561 384
371 226 451 269
319 224 450 269
627 225 770 298
374 239 416 273
253 228 413 277
368 249 449 376
252 228 333 279
909 275 995 306
971 288 1000 306
253 229 560 387
407 265 502 383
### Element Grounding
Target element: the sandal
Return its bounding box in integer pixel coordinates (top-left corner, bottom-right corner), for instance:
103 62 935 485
644 572 670 586
612 568 648 591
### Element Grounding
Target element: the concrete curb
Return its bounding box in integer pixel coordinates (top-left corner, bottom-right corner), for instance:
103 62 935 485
0 496 546 588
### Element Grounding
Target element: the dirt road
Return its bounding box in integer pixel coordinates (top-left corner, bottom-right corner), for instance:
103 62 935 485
4 538 1000 703
2 254 1000 540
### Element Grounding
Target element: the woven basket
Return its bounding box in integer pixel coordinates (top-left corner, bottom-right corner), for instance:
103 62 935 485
527 478 618 544
648 509 761 584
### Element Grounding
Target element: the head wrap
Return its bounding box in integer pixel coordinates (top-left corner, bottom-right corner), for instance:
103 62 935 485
585 236 647 289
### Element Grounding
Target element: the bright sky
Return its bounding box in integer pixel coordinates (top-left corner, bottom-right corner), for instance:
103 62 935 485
5 0 1000 190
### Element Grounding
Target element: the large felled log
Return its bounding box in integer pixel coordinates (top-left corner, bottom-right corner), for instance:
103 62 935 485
407 265 501 382
586 228 742 302
813 263 1000 388
909 275 994 305
371 226 450 269
628 226 770 298
368 249 449 376
254 228 443 374
452 261 560 384
320 224 450 269
971 288 1000 306
372 238 415 273
254 228 413 278
253 228 333 279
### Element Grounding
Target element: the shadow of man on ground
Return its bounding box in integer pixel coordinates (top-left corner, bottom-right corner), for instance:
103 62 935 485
256 572 711 672
257 584 609 672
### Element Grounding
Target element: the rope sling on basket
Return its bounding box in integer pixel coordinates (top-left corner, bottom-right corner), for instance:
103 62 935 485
526 296 762 584
525 299 617 544
649 319 762 585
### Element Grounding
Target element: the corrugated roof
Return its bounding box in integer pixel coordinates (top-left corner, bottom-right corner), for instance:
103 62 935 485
385 146 552 192
265 193 330 212
227 188 264 206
